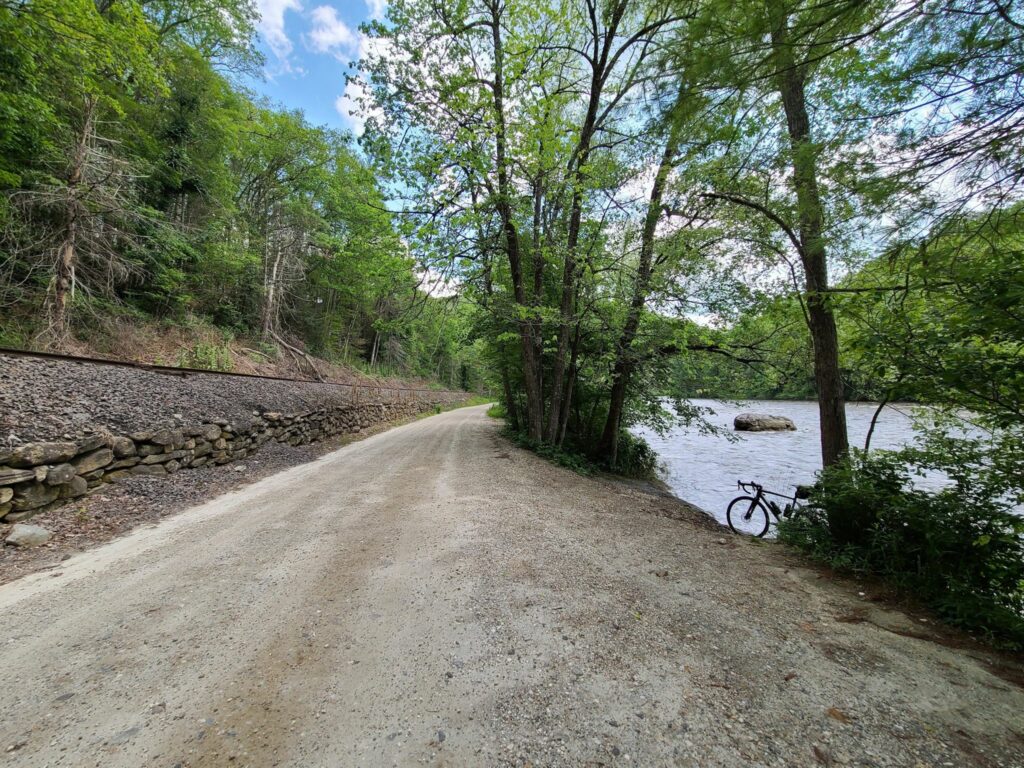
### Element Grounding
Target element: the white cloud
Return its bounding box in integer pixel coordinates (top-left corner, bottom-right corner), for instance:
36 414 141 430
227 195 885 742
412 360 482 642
308 5 358 59
256 0 303 62
417 268 460 297
335 87 363 135
365 0 387 20
333 30 396 134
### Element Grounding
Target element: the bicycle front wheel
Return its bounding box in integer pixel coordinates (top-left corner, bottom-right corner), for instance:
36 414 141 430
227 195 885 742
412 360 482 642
726 496 771 537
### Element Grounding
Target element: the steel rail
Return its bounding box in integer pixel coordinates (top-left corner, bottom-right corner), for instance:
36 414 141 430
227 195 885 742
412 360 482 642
0 346 465 398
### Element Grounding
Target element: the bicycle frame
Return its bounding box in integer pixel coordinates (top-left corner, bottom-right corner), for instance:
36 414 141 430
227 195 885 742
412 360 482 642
737 480 803 519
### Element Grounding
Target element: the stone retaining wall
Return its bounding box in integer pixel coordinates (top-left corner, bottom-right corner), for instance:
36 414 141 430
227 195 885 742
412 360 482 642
0 392 467 523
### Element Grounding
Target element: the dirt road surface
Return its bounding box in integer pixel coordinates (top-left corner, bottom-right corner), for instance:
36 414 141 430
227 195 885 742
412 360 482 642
2 405 1022 767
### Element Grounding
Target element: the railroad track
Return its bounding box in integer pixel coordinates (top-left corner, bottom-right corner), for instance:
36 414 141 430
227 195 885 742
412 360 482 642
0 346 464 398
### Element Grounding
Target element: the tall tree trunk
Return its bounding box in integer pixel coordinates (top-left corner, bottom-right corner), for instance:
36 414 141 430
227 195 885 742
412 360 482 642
48 95 96 348
557 324 581 447
262 236 283 339
546 184 585 441
768 1 849 469
597 119 682 464
546 2 629 441
489 0 544 440
370 329 380 368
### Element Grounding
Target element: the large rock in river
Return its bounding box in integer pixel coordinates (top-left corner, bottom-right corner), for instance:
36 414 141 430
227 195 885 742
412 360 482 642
734 412 797 432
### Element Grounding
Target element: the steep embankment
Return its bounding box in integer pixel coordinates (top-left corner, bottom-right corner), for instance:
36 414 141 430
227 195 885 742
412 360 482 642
0 351 453 446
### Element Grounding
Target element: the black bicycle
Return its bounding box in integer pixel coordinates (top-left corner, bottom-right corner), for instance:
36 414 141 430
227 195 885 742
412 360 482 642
726 480 810 537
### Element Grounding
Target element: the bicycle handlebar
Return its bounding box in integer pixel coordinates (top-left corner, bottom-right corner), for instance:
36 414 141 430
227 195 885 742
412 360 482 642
737 479 811 501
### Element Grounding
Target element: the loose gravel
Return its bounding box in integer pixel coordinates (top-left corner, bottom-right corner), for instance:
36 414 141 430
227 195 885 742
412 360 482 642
0 353 441 445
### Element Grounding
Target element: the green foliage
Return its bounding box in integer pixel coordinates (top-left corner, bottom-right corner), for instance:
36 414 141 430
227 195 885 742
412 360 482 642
608 431 661 479
779 451 1024 648
177 340 233 372
504 428 599 476
499 423 658 480
838 206 1024 425
458 395 495 408
0 0 482 388
670 299 818 401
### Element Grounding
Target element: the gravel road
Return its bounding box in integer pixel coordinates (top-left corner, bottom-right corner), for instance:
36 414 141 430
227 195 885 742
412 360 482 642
1 406 1022 767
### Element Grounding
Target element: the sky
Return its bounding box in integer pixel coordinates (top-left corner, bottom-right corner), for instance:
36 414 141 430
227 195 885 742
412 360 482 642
246 0 384 134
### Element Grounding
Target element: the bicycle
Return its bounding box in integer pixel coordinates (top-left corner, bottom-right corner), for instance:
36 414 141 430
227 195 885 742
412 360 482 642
726 480 811 537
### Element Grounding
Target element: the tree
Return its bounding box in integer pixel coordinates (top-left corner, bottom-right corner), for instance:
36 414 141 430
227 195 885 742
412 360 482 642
668 0 907 468
361 0 689 451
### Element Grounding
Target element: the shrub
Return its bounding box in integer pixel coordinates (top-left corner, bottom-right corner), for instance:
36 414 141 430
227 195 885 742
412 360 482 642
178 341 233 371
609 430 660 479
500 426 659 480
503 428 598 475
778 451 1024 648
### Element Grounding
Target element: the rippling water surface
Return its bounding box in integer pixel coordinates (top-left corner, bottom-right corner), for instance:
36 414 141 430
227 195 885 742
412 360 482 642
633 399 943 527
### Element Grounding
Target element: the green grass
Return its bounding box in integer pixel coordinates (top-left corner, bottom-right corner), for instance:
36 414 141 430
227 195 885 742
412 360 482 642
458 395 497 408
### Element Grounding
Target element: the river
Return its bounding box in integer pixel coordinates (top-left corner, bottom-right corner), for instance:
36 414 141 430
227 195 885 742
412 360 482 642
633 399 946 528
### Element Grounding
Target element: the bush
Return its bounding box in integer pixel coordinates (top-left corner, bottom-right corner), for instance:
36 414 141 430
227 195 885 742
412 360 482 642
608 430 660 479
178 340 233 371
500 426 659 480
778 451 1024 648
503 428 598 475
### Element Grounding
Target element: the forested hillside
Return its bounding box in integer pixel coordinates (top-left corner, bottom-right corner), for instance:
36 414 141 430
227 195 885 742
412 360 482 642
0 0 479 389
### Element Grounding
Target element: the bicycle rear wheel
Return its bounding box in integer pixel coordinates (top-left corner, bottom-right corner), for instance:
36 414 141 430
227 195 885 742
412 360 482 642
726 496 771 537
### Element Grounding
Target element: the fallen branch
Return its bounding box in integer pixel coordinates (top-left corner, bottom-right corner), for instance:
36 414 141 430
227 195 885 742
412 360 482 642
269 330 325 382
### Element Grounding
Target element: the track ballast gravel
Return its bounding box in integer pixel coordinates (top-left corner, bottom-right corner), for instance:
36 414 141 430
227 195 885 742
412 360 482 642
0 352 441 445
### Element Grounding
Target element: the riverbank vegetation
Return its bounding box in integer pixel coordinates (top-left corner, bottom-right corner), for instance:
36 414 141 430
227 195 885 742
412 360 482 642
359 0 1022 463
779 449 1024 648
0 0 481 389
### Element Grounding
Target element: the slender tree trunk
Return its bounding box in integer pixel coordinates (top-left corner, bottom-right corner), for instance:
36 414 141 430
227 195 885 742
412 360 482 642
500 360 520 432
546 1 630 442
546 142 590 441
597 119 682 464
370 329 380 368
768 2 849 468
262 240 282 339
261 204 286 340
557 324 581 447
48 95 96 348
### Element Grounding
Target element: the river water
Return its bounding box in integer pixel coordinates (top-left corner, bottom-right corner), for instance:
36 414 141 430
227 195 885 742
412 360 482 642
633 399 945 527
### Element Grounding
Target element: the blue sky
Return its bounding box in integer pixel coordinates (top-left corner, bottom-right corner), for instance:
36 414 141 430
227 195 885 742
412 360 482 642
246 0 385 134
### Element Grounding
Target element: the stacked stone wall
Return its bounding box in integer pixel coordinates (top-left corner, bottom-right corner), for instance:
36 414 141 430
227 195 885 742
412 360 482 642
1 392 467 523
